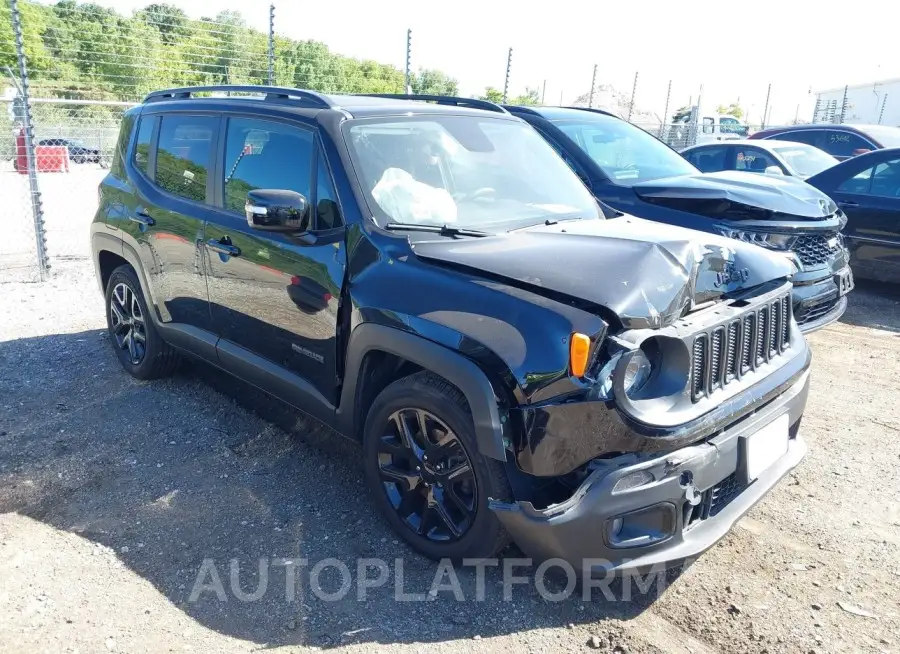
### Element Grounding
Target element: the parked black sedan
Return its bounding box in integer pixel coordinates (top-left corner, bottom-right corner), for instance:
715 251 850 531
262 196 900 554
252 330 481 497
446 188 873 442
37 138 101 164
806 148 900 283
501 104 854 332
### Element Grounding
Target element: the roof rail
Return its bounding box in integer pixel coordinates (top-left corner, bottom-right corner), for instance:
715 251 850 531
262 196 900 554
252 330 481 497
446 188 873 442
143 85 335 109
563 106 620 119
358 94 508 114
501 104 542 115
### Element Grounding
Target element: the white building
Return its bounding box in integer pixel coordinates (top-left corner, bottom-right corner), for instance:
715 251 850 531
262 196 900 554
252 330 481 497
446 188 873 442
815 79 900 127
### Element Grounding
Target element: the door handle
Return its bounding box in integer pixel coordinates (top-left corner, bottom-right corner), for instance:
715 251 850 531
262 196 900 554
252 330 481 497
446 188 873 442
129 210 155 226
207 238 240 257
838 200 859 208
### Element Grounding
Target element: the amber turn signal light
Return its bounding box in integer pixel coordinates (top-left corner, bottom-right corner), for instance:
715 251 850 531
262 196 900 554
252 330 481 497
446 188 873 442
570 333 591 378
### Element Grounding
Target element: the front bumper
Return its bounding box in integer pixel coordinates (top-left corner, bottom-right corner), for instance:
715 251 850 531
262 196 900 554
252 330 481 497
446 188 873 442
792 265 853 333
491 369 809 577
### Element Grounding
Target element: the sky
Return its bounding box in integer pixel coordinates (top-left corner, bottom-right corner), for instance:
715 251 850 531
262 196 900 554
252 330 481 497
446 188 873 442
89 0 900 124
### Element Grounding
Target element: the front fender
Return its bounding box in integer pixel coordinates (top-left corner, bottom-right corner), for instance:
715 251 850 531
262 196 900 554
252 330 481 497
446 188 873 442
335 323 509 461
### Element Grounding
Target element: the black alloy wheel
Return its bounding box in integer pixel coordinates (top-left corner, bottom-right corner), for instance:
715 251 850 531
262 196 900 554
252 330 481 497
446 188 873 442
377 408 477 541
109 281 147 365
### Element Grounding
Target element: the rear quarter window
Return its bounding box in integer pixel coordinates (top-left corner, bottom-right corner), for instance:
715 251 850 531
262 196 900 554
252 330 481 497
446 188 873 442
110 112 136 178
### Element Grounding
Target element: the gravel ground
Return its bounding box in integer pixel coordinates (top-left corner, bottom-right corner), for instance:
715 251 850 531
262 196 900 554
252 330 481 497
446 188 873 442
1 261 899 654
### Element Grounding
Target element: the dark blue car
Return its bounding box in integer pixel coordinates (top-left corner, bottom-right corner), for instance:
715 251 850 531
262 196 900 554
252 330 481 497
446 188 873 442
503 105 854 332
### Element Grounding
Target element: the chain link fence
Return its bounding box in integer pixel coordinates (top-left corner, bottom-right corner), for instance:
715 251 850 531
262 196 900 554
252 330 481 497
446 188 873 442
0 0 833 283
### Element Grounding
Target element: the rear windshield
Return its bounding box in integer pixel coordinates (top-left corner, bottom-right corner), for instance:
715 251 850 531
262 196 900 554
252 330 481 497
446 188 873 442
861 125 900 148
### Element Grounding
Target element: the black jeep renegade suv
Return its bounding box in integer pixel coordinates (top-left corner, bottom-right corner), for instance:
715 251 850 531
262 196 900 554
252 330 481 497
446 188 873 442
91 86 811 576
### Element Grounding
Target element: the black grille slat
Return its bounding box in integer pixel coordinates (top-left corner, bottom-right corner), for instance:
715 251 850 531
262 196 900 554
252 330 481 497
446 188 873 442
725 322 739 381
690 292 792 403
781 296 791 346
710 328 723 389
793 233 840 267
741 314 754 373
692 336 707 399
770 301 780 356
756 306 768 365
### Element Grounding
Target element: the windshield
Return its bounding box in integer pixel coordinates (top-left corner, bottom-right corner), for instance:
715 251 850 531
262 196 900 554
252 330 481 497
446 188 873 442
860 125 900 148
344 116 601 231
772 144 838 177
554 114 698 186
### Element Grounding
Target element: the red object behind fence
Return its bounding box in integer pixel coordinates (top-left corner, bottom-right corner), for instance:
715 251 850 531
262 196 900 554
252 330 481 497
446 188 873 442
14 128 69 173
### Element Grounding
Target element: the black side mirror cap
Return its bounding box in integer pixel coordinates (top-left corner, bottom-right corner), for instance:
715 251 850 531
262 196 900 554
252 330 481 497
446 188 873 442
245 189 309 232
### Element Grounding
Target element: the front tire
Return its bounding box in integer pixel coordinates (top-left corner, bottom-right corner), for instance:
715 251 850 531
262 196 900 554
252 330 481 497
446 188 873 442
105 265 180 380
363 371 513 561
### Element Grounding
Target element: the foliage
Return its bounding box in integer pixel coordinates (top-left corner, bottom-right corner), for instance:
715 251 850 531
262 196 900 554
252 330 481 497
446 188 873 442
409 69 459 96
716 102 744 119
6 0 457 103
476 86 539 105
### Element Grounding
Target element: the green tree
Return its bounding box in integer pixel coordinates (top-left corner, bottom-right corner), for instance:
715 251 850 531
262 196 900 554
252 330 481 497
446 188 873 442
509 86 540 106
478 86 504 103
410 69 459 96
716 102 744 119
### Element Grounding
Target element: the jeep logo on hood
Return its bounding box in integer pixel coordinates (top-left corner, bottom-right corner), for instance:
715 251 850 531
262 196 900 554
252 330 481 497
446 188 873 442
714 262 751 288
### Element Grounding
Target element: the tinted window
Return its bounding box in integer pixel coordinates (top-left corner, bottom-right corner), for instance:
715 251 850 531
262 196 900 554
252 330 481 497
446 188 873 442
768 130 822 148
155 115 216 202
841 159 900 196
223 118 314 215
133 116 155 177
315 150 342 229
719 116 748 136
112 112 137 178
735 147 780 173
686 146 728 172
821 130 874 158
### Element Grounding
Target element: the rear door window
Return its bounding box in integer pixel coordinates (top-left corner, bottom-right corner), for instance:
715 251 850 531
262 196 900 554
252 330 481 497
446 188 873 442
155 115 218 203
686 146 728 172
735 147 781 173
132 116 156 178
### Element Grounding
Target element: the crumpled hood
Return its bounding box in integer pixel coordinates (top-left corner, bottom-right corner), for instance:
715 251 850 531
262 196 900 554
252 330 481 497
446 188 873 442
411 216 794 330
632 170 838 220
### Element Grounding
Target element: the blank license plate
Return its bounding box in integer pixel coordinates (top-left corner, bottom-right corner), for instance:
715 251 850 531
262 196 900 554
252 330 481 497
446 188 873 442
744 414 790 481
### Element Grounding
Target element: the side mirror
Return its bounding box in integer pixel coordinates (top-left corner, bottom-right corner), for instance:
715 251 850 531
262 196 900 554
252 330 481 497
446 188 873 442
245 189 309 232
764 165 784 176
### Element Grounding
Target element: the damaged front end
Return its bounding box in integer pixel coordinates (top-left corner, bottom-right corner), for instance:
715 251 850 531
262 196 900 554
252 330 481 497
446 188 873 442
492 278 811 575
631 172 854 332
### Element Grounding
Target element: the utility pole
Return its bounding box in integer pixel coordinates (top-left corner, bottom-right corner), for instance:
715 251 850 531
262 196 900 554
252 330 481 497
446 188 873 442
405 29 412 94
589 64 597 108
627 71 639 121
267 4 275 85
879 94 888 124
761 83 771 129
659 80 672 138
502 48 512 103
541 79 546 104
839 84 849 123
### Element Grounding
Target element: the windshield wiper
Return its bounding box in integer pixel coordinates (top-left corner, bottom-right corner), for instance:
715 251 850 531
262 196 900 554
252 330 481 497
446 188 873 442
384 222 491 237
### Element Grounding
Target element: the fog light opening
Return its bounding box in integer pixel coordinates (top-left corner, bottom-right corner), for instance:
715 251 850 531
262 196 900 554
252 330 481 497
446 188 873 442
605 503 677 549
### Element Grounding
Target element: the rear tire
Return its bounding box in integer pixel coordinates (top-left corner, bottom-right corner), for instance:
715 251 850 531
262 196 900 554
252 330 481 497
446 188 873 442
363 371 513 562
105 265 180 380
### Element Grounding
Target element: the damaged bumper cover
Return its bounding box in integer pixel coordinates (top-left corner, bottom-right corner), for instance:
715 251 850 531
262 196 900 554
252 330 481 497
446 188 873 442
491 368 809 577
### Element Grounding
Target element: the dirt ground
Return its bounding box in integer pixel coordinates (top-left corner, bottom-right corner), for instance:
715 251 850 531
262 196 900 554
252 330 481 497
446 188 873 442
1 260 899 654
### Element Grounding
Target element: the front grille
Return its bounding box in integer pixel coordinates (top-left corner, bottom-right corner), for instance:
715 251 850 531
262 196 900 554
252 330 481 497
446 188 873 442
685 473 749 528
796 295 839 326
793 233 840 267
690 292 792 402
